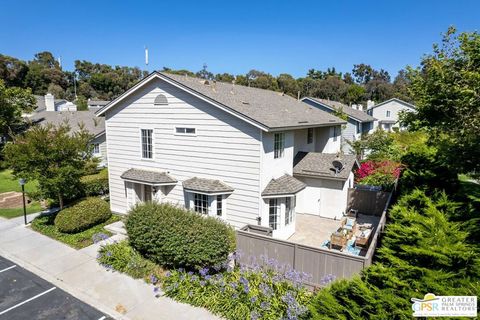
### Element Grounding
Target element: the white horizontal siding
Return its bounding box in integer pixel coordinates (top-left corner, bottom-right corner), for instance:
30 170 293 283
105 78 261 228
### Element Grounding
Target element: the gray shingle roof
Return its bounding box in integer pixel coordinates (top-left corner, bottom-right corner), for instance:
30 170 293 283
183 177 234 194
159 72 346 130
121 168 177 185
29 108 105 137
304 97 376 123
88 99 110 106
293 152 358 181
261 174 306 197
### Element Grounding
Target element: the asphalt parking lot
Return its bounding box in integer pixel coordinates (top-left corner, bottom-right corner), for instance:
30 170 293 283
0 255 111 320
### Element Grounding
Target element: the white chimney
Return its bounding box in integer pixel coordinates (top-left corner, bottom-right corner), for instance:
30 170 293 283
367 100 375 109
45 93 55 111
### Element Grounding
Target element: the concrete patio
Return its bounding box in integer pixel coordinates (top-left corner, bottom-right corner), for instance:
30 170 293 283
288 213 381 255
0 214 218 320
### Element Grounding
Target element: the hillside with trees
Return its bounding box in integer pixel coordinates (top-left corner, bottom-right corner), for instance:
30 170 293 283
1 52 411 107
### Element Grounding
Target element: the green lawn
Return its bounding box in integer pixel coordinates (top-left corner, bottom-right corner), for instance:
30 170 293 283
0 169 38 194
31 214 121 249
0 201 43 219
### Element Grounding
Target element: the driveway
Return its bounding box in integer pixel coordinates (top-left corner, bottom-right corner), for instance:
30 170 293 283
0 255 110 320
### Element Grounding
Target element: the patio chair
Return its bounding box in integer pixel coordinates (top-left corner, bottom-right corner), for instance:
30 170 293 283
330 230 348 250
341 216 357 234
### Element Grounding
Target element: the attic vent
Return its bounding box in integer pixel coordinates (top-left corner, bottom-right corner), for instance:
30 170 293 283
298 121 308 124
241 101 249 105
328 119 336 122
204 80 210 85
154 94 168 105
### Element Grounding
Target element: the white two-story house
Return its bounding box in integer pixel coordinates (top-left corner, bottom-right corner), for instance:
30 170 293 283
366 98 416 131
96 72 358 240
301 97 376 154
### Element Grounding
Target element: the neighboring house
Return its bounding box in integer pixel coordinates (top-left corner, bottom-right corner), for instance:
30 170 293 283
96 72 358 240
301 97 376 154
366 98 416 131
87 99 110 110
29 94 107 166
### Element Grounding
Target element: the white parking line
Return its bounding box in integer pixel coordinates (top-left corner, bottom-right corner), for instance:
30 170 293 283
98 316 106 320
0 287 56 316
0 265 16 273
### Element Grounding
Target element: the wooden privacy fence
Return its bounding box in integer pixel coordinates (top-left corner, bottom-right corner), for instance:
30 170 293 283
346 188 391 216
236 189 394 288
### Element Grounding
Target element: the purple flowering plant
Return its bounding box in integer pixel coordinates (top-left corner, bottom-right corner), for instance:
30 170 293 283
162 253 312 320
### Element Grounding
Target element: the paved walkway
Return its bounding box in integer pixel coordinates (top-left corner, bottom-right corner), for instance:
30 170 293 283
0 214 218 320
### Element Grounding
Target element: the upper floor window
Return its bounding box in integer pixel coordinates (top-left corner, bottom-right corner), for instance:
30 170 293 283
307 128 314 144
154 94 168 105
92 143 100 154
194 193 209 214
176 127 196 135
141 129 153 159
386 110 391 117
274 132 285 159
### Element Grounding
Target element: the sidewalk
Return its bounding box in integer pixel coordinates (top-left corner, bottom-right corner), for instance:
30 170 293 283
0 214 219 320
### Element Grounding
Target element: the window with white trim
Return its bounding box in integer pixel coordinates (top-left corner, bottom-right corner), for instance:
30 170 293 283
356 123 361 134
307 128 313 144
285 197 293 226
269 198 280 230
216 195 223 216
386 110 391 117
176 127 196 135
194 193 209 214
273 133 285 159
92 143 100 154
141 129 153 159
333 126 339 142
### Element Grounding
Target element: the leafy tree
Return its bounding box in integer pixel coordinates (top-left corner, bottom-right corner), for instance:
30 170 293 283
343 84 365 104
0 79 35 139
24 51 67 95
75 95 88 111
195 63 214 80
214 73 235 83
277 73 300 97
0 54 29 87
405 27 480 176
3 123 93 209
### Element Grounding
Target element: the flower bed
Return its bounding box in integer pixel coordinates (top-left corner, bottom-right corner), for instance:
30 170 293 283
97 240 319 320
355 160 401 190
162 254 312 320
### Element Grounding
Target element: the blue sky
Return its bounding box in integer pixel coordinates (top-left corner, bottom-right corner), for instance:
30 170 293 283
1 0 479 78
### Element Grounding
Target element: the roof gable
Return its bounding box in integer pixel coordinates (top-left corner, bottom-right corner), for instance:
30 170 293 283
302 97 376 123
96 72 346 132
369 98 416 110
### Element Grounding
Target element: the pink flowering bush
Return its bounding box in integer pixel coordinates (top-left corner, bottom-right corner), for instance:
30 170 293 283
355 160 402 190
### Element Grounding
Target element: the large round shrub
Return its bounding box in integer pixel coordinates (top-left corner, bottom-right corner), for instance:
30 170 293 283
126 202 235 269
54 197 112 233
81 169 109 196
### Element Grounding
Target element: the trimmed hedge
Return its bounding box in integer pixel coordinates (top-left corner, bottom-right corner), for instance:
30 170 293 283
54 197 112 233
81 169 109 196
126 202 235 269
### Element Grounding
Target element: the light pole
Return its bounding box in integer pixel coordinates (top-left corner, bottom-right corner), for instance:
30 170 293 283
18 178 27 225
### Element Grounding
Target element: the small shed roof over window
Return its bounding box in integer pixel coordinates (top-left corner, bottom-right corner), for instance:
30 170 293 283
154 94 168 105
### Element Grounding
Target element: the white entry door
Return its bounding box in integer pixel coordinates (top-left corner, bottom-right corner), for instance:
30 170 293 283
126 182 145 210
